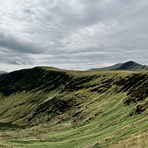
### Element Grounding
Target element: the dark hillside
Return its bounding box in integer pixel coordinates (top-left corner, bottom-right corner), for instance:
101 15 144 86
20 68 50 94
0 67 71 95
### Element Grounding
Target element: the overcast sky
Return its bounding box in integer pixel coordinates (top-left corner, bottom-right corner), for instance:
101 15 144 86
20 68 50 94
0 0 148 72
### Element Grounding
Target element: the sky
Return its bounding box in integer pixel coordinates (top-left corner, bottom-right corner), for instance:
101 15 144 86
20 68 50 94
0 0 148 72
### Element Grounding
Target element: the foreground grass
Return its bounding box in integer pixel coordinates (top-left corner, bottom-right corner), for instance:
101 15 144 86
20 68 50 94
109 130 148 148
1 94 148 148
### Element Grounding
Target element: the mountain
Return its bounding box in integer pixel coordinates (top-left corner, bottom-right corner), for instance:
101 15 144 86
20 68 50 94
0 71 6 75
91 61 148 71
0 66 147 148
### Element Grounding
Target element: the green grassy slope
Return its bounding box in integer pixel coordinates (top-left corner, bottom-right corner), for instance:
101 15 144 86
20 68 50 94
0 67 147 148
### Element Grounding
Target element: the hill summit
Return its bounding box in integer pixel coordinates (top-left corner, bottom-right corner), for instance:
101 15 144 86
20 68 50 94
91 61 148 71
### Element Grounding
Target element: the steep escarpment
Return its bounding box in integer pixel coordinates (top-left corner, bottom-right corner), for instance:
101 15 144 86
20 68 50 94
116 73 148 114
0 67 71 95
0 68 147 125
0 67 147 148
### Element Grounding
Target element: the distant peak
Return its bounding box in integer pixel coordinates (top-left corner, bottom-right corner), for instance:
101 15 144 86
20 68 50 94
90 61 148 71
123 61 138 65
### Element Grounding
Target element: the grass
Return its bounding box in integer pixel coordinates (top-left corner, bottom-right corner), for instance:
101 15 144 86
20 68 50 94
1 94 147 148
0 68 147 147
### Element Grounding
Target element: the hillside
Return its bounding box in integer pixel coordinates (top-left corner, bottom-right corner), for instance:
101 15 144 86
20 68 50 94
0 71 6 75
91 61 148 71
0 67 147 148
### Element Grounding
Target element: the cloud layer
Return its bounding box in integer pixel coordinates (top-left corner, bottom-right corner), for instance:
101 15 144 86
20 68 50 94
0 0 148 71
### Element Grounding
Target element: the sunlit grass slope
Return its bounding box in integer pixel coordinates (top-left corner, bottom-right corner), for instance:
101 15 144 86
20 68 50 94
0 67 147 147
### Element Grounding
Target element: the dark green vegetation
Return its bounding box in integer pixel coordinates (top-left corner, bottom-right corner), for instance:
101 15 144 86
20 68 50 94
0 66 147 148
91 61 148 71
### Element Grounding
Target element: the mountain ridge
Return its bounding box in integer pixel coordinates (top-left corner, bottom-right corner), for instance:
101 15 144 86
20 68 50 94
91 61 148 71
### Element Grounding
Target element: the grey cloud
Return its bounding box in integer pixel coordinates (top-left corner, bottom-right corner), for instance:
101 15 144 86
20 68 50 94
0 50 35 65
0 0 148 71
0 32 44 54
